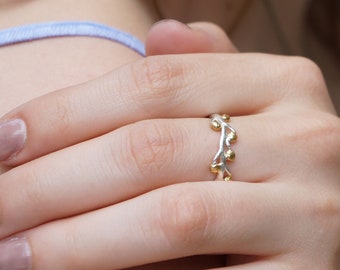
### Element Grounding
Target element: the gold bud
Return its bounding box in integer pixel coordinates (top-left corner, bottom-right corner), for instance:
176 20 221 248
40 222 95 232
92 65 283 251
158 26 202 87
228 132 237 142
210 120 221 131
224 175 232 181
222 114 230 121
225 149 236 161
210 164 218 173
210 163 223 173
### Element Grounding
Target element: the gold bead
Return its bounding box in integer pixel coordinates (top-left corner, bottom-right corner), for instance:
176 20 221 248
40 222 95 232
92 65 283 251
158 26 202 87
210 120 221 131
210 163 222 173
228 132 237 142
210 164 218 173
222 114 230 121
225 149 236 161
224 175 232 181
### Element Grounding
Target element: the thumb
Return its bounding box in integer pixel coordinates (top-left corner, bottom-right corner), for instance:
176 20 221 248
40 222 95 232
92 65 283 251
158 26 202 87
145 20 238 56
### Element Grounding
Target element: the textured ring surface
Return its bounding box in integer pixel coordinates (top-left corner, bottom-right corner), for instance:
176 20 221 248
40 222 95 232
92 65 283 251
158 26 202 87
209 114 237 181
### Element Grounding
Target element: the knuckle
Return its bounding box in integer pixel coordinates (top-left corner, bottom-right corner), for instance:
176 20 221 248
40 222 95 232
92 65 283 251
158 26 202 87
19 169 48 209
284 57 326 95
157 185 212 249
0 170 47 235
308 191 340 238
319 115 340 161
283 113 340 164
61 221 84 268
120 120 180 179
129 57 185 115
49 92 74 135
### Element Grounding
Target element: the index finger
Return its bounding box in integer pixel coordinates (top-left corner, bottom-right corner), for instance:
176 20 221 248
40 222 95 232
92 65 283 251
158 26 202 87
0 54 329 164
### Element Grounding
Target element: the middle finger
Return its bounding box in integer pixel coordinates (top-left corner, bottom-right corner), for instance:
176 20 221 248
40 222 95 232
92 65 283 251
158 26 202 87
0 53 324 164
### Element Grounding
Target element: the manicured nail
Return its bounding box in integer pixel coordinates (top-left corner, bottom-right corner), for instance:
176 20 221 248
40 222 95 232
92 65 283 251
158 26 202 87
0 237 32 270
0 119 26 161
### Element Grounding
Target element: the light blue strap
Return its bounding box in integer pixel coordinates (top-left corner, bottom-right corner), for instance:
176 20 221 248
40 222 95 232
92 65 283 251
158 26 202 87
0 21 145 56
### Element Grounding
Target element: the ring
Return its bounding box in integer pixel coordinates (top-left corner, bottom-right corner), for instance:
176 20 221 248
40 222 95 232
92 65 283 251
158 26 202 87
209 114 237 181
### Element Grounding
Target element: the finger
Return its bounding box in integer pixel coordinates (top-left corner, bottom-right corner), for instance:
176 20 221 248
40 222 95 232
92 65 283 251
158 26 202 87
125 255 227 270
7 182 293 270
0 54 328 164
224 255 283 269
210 260 284 270
0 115 298 238
145 20 238 55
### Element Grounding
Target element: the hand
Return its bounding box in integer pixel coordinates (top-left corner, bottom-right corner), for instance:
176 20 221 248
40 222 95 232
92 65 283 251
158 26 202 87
0 21 234 270
0 21 339 270
0 20 236 166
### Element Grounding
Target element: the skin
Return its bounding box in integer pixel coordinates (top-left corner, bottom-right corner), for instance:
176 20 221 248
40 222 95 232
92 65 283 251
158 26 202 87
156 0 340 113
0 1 237 268
0 0 158 174
0 0 339 269
0 23 339 269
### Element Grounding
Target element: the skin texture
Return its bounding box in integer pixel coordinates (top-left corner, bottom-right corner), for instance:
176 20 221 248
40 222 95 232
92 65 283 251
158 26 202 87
0 1 339 269
0 19 236 270
156 0 340 114
0 25 339 269
0 0 158 174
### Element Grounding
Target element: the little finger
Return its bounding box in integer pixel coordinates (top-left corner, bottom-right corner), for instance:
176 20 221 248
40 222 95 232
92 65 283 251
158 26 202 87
1 182 294 270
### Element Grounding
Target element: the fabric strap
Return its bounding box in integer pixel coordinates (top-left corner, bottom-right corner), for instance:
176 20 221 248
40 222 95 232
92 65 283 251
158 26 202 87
0 21 145 56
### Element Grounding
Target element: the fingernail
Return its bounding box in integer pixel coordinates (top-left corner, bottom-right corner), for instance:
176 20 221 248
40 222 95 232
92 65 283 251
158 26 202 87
0 119 26 161
0 237 32 270
154 19 191 30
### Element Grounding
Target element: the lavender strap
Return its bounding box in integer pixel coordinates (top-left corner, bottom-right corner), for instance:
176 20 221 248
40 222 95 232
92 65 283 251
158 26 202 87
0 21 145 56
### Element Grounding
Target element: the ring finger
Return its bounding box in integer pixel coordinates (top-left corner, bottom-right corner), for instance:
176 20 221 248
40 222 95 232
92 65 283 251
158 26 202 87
0 114 297 238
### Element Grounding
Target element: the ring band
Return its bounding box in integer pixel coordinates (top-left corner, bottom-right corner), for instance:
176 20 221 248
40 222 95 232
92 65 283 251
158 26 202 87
209 114 237 181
